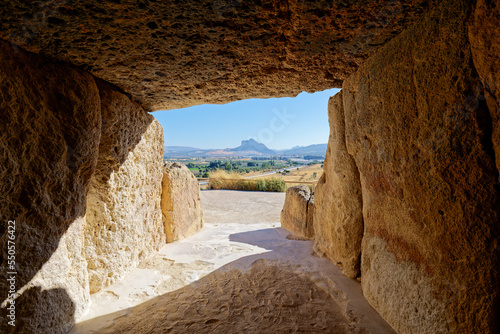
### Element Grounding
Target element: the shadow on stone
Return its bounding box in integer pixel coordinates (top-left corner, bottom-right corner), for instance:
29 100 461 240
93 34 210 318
229 228 283 251
72 256 375 333
1 287 75 333
0 40 160 332
71 227 396 334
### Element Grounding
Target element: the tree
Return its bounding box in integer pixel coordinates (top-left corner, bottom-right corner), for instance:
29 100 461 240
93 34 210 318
224 161 232 171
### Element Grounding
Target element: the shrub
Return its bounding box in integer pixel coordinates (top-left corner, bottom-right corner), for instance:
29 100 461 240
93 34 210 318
265 178 286 192
208 169 243 190
257 179 267 191
208 170 285 192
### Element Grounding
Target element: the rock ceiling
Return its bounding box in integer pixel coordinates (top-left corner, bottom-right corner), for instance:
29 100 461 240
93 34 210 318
1 0 436 110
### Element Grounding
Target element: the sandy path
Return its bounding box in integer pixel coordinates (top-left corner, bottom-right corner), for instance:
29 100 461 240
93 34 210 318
70 190 395 334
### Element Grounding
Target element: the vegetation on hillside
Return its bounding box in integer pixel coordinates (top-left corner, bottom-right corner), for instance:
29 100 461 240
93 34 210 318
178 157 301 178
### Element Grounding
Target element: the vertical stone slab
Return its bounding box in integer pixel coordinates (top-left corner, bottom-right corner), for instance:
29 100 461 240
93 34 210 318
84 80 165 293
313 91 363 278
280 185 315 239
161 162 203 243
468 1 500 331
0 41 101 333
343 1 500 333
469 0 500 180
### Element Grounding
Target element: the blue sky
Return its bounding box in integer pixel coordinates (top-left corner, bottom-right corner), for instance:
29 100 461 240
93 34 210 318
151 88 340 150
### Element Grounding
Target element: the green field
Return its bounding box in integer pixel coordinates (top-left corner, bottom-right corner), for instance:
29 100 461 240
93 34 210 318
164 157 302 178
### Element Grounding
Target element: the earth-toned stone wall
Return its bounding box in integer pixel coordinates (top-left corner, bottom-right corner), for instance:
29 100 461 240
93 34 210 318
281 185 315 239
161 162 203 243
1 0 499 333
313 1 500 332
84 80 165 293
313 91 363 279
0 41 165 332
0 40 101 333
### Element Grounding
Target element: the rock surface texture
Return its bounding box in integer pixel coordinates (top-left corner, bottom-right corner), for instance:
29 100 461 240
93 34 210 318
161 162 203 243
0 42 165 332
469 0 500 182
84 80 165 293
280 185 315 239
0 40 101 333
1 0 500 333
0 0 438 110
313 92 363 279
339 1 500 333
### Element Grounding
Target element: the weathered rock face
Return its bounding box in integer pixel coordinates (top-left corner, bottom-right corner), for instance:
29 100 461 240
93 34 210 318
340 1 500 332
1 39 167 331
1 0 499 333
84 80 165 293
280 185 314 239
468 8 500 329
0 40 101 333
0 0 438 110
313 92 363 279
468 0 500 182
161 162 203 243
11 218 90 333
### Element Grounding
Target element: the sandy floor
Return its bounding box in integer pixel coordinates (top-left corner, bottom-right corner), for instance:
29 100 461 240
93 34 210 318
70 190 395 334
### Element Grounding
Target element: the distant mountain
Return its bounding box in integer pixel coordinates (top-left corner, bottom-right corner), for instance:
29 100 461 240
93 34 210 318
230 139 276 155
163 140 327 158
164 146 201 153
282 144 327 157
164 146 211 157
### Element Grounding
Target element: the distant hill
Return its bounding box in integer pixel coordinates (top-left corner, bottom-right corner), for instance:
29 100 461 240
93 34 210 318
164 146 208 157
164 140 327 158
282 144 327 157
229 139 276 155
164 146 201 153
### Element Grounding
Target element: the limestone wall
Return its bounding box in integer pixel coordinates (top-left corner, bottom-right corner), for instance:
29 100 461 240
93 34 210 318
84 80 165 293
280 185 315 240
0 40 100 333
314 0 500 332
161 162 203 243
469 0 500 182
1 0 500 332
0 41 166 332
313 91 363 278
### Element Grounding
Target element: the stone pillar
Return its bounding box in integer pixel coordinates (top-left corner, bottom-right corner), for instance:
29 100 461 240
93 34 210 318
313 91 363 278
0 41 167 332
161 162 203 243
84 80 165 293
281 185 315 239
0 40 101 333
340 1 500 332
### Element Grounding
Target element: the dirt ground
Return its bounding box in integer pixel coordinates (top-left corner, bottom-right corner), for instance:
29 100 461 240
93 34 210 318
70 190 395 334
